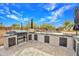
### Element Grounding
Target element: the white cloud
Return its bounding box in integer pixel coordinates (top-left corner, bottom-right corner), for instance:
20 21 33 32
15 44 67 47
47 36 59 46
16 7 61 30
0 16 6 20
6 10 11 14
0 9 5 14
44 3 56 11
4 7 9 11
49 3 56 10
40 18 45 22
6 14 19 20
6 14 29 23
47 16 52 19
12 10 22 16
49 5 75 23
42 4 72 23
23 18 29 21
0 11 5 14
3 6 11 14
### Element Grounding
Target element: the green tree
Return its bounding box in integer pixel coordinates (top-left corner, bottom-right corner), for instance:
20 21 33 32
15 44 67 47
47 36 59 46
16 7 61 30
11 23 20 29
33 23 39 29
40 23 55 31
25 21 38 29
0 22 4 30
57 26 64 31
25 21 31 29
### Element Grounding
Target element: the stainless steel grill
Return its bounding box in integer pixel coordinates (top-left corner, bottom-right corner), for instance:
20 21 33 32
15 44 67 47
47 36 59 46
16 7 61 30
6 30 27 45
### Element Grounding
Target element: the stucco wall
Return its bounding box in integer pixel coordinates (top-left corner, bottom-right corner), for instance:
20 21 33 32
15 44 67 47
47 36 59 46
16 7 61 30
49 35 60 46
37 34 44 43
67 37 74 49
32 33 74 50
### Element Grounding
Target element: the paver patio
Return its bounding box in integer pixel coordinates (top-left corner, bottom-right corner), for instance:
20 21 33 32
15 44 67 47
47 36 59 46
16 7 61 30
0 40 76 56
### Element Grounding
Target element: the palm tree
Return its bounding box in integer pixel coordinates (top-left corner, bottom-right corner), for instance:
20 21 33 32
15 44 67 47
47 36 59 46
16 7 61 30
63 20 71 28
63 20 74 31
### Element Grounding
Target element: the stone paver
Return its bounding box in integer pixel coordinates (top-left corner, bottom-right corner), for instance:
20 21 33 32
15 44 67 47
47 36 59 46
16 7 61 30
0 40 76 56
15 47 51 56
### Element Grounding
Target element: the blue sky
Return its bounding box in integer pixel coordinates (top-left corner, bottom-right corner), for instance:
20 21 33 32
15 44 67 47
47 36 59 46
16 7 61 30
0 3 78 27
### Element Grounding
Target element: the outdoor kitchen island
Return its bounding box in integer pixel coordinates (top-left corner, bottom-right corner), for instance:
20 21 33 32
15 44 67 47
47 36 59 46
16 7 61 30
0 30 77 56
4 30 27 48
